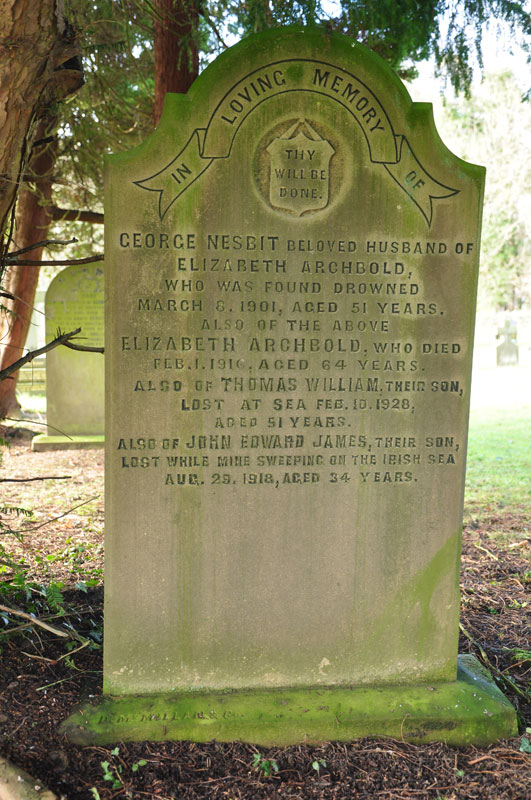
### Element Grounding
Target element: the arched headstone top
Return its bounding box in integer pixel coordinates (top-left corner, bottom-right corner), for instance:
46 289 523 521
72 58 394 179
110 27 483 229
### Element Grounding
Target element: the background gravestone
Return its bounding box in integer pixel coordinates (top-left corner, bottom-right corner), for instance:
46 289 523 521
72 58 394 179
17 289 46 396
496 319 519 366
32 264 104 451
62 27 516 746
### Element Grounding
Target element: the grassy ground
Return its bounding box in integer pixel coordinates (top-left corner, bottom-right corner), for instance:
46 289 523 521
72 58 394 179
466 408 531 518
466 362 531 523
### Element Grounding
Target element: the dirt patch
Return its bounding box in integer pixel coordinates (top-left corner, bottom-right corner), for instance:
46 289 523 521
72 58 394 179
1 428 104 587
0 434 529 799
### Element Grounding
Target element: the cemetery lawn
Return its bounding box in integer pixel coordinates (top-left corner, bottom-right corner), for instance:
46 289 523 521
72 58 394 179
0 415 529 800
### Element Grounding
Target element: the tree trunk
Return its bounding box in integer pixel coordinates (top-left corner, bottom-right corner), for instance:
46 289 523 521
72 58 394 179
153 0 200 126
0 116 58 417
0 0 83 264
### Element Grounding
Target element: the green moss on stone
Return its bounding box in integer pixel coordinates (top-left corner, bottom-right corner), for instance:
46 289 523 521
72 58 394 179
62 655 516 747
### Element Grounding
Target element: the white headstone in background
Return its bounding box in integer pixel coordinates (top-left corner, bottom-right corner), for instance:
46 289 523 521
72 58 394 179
32 264 104 450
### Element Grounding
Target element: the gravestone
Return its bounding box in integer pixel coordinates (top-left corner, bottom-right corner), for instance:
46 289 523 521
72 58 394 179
25 289 46 353
18 289 46 396
496 319 519 366
62 28 516 746
32 264 104 451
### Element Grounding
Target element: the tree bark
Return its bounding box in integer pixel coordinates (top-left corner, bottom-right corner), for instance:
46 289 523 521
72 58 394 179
0 115 57 417
153 0 200 126
0 0 83 260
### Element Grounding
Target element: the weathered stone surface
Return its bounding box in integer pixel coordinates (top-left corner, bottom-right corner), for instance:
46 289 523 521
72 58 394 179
61 655 517 746
0 756 57 800
104 28 483 695
32 264 104 450
92 26 515 744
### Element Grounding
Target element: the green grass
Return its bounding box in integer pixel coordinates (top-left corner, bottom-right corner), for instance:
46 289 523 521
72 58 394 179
466 406 531 513
16 391 46 414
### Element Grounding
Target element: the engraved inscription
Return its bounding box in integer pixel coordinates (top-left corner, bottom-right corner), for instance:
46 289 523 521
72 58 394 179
113 230 475 491
266 120 335 215
135 59 458 225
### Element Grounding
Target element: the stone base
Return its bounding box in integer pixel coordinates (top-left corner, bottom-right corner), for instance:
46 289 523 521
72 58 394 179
32 434 104 452
60 655 517 747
